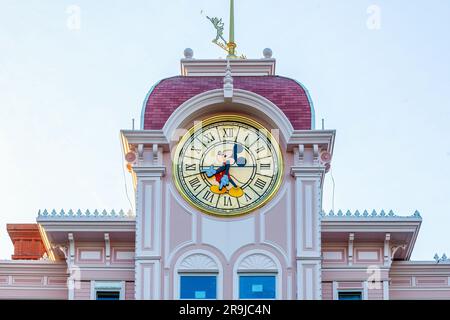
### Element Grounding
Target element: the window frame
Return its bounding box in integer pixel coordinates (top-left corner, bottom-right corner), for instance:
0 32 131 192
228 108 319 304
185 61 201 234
237 272 278 300
90 281 125 300
95 291 121 300
178 272 219 300
337 290 364 301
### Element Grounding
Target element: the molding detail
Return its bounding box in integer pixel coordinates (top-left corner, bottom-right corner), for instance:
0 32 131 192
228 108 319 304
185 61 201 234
162 89 294 143
180 58 276 76
179 254 218 271
68 233 75 265
223 60 233 101
348 233 354 266
37 209 135 221
238 254 277 271
133 166 166 177
104 233 111 266
322 210 422 220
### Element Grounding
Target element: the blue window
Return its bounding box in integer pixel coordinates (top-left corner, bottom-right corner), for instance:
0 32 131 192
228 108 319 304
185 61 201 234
180 275 217 299
239 275 276 299
338 291 363 300
96 291 120 300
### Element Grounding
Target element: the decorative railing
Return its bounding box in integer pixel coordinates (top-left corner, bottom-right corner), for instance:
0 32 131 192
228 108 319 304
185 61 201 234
37 209 135 221
321 210 422 219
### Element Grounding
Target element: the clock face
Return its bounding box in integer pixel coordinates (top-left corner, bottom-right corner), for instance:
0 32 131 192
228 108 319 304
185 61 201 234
173 115 283 217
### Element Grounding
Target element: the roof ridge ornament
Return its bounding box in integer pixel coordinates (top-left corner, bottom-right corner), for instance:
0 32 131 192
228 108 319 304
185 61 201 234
37 208 136 220
223 59 233 101
322 209 423 219
206 0 246 59
434 253 449 263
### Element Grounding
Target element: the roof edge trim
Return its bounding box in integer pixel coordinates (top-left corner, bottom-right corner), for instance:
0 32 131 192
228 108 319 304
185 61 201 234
140 78 174 129
292 79 316 130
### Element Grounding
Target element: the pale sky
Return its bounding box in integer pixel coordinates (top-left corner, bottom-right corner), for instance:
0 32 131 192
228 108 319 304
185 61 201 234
0 0 449 260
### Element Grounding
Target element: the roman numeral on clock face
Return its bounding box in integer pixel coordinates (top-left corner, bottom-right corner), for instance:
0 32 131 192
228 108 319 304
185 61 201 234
203 132 215 144
256 146 266 154
185 164 196 171
222 128 234 138
188 177 202 191
190 145 202 154
260 163 271 170
223 196 232 207
202 191 214 203
254 178 267 190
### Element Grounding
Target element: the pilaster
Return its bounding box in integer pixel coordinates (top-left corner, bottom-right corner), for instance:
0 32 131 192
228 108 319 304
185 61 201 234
292 166 324 300
289 130 335 300
134 167 165 300
121 130 169 300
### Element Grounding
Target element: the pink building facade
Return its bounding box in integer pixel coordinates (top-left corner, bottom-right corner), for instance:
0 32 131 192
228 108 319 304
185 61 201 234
1 53 449 300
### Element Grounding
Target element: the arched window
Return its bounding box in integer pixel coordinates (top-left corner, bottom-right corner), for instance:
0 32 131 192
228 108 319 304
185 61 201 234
235 252 280 300
176 252 222 300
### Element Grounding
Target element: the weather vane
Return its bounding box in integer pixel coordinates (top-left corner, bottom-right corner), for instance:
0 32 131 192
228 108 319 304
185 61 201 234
206 0 246 59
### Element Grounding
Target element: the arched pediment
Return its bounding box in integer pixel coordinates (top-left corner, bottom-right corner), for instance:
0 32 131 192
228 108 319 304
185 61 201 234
179 253 218 271
162 89 295 145
238 253 278 271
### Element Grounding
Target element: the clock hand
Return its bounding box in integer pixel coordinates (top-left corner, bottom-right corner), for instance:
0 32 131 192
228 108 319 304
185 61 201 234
201 166 216 178
200 165 257 168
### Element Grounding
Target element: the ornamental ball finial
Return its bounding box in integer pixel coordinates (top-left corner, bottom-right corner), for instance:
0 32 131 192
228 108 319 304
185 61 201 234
184 48 194 59
263 48 273 59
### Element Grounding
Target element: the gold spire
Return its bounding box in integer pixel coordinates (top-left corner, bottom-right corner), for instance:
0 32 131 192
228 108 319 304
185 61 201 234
227 0 236 58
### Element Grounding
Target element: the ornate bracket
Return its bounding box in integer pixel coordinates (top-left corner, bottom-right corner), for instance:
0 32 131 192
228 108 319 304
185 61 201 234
384 233 391 266
347 233 355 266
348 233 354 266
68 233 75 266
391 244 407 261
104 233 111 266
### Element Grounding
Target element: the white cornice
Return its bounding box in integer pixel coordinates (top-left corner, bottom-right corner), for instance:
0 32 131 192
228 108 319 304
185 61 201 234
180 58 276 77
39 221 135 233
390 261 450 275
71 267 135 271
287 130 336 154
133 166 166 177
0 260 67 267
0 261 67 274
393 261 450 266
120 130 169 151
322 220 421 230
37 211 136 247
322 266 391 271
322 219 421 261
290 166 326 178
39 221 136 249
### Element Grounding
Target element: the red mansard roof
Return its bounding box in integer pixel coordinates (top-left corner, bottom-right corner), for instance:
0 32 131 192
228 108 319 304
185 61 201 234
142 76 314 130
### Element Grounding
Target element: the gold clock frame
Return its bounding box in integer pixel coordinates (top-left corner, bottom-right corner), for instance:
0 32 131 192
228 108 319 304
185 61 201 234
172 115 284 218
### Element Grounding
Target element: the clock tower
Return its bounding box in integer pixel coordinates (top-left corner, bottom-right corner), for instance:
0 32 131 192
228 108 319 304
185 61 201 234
121 52 334 299
120 0 335 300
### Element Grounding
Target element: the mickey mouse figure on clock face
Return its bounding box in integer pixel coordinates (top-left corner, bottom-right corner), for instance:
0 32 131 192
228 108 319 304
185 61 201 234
201 143 247 198
173 115 283 217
